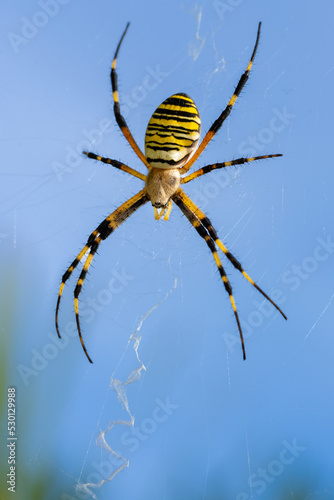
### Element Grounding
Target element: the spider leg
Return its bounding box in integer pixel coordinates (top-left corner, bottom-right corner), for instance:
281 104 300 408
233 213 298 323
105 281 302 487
74 237 101 364
173 189 246 359
56 189 149 363
111 23 150 169
180 22 262 175
83 152 146 181
181 154 282 184
176 189 287 320
55 230 99 339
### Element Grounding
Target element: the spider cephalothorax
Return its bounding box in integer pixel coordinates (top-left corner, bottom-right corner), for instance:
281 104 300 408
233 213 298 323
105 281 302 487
145 166 180 215
56 22 287 363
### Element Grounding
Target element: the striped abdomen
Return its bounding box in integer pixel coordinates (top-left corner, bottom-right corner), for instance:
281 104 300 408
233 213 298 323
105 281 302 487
145 93 201 169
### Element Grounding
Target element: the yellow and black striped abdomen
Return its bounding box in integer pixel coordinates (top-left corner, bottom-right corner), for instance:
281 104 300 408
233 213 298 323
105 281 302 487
145 93 201 169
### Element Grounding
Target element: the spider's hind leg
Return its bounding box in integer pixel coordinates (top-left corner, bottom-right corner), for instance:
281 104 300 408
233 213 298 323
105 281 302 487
177 189 287 320
173 189 246 359
73 235 102 364
55 230 99 339
56 189 149 363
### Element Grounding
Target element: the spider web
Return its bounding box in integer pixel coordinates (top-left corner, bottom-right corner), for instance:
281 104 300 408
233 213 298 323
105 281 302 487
3 2 333 499
75 278 178 499
66 10 300 500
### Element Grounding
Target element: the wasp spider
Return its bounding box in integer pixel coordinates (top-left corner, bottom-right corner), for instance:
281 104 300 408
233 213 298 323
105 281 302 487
56 22 287 363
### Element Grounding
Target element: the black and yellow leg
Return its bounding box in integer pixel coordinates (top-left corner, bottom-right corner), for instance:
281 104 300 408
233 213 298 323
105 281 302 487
181 154 282 184
173 189 246 359
180 22 262 175
69 189 149 363
56 189 148 363
176 189 287 320
83 152 146 181
55 229 99 338
111 23 151 169
74 236 101 363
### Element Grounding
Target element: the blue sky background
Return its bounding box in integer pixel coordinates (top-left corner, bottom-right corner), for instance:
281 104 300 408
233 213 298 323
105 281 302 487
1 1 334 499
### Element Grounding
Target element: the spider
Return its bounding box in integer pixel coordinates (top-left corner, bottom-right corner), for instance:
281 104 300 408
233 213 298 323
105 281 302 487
56 22 287 363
